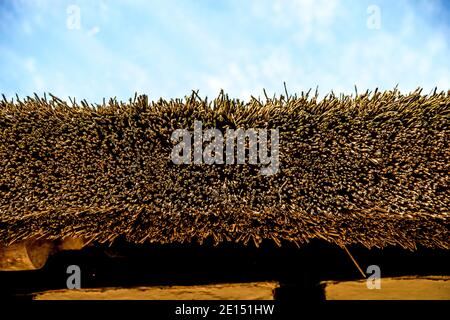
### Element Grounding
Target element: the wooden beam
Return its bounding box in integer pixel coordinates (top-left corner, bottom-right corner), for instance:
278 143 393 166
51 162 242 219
0 240 53 271
322 276 450 300
0 237 86 271
32 282 279 300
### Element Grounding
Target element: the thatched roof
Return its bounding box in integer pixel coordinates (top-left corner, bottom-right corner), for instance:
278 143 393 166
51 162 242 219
0 89 449 250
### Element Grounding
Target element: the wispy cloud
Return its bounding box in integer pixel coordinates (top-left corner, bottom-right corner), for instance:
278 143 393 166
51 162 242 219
0 0 449 102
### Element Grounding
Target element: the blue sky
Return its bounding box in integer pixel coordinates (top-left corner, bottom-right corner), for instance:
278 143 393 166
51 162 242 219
0 0 449 103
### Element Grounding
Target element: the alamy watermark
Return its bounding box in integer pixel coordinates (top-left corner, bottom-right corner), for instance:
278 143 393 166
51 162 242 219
171 121 279 176
66 4 100 36
66 264 81 289
366 5 381 30
366 265 381 289
66 5 81 30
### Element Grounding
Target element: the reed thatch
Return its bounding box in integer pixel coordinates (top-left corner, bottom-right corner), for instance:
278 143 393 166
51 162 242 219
0 89 449 250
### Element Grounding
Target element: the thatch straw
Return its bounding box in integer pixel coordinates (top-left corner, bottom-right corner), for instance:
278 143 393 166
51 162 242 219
0 89 449 250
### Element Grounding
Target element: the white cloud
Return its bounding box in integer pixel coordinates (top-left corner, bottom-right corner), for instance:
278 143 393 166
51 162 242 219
87 26 100 36
24 58 36 73
198 0 450 98
1 0 449 101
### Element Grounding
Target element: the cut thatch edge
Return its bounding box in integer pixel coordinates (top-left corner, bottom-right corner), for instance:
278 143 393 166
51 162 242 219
1 206 448 250
1 89 449 251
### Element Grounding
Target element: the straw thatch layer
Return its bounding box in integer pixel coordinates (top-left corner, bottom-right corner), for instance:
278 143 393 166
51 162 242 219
0 89 449 249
